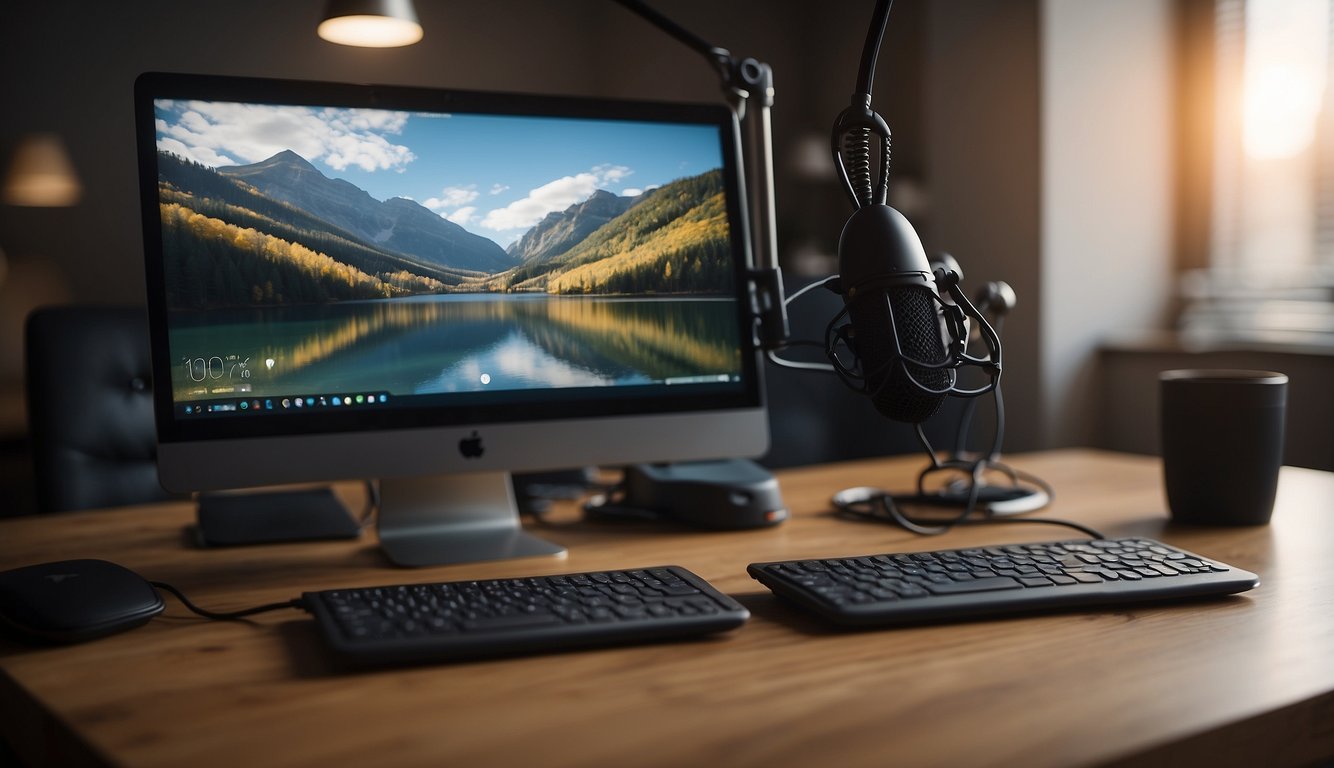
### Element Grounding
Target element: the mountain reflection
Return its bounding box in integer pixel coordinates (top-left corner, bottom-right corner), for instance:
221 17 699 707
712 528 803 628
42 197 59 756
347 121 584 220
169 295 741 399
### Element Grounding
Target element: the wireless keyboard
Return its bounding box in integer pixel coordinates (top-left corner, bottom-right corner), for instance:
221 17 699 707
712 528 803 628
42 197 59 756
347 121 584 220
302 565 748 664
748 537 1259 627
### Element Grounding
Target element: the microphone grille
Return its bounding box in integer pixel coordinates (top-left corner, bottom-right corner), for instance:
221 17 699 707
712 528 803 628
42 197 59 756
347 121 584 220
855 285 951 423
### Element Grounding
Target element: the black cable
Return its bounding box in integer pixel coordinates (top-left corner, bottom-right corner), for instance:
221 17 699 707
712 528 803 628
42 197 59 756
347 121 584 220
975 515 1104 539
150 581 304 621
767 275 840 372
836 493 1105 539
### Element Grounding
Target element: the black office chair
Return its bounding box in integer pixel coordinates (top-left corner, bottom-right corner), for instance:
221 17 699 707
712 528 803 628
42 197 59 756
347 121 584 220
24 305 177 513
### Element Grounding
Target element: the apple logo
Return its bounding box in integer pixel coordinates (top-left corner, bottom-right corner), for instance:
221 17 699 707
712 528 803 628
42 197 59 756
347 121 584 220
458 430 484 459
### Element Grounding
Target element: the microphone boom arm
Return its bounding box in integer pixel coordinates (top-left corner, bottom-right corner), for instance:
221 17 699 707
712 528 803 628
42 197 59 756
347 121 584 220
609 0 788 349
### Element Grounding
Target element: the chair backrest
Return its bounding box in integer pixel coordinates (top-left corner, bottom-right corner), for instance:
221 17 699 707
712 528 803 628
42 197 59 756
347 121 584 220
25 305 176 513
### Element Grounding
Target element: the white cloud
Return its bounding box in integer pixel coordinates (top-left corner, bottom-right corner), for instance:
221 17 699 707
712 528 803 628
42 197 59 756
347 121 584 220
621 188 643 197
594 164 632 184
423 185 479 211
481 173 598 231
446 206 477 225
323 107 409 135
480 165 634 232
157 101 415 172
489 183 509 195
158 136 234 167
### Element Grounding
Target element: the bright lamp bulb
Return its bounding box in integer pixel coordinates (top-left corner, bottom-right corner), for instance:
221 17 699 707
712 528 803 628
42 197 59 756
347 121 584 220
317 0 423 48
318 15 423 47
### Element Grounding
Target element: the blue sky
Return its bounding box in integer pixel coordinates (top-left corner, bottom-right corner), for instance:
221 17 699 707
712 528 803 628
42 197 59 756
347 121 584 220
155 100 725 246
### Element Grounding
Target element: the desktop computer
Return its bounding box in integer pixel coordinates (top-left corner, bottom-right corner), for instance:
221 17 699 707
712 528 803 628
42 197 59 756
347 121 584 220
133 71 768 567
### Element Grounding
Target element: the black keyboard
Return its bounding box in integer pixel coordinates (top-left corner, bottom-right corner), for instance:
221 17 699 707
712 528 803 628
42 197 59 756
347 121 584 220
302 565 748 664
747 537 1259 627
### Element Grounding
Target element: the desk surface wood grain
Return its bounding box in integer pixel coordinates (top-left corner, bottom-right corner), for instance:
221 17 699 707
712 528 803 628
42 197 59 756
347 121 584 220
1 450 1332 768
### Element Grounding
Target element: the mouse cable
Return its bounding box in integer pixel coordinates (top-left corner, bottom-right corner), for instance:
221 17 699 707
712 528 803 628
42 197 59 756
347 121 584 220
149 581 304 621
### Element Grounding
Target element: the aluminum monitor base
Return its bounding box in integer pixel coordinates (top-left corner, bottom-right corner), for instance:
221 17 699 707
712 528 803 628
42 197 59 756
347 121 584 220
376 471 567 568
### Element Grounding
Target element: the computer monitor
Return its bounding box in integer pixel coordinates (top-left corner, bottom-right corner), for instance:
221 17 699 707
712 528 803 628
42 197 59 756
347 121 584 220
133 72 768 566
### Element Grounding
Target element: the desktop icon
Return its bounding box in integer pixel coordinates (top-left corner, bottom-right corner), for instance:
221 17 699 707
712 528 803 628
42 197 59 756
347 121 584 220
306 397 315 407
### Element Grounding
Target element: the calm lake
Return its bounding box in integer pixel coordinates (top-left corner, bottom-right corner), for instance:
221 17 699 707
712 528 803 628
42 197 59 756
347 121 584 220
169 294 742 401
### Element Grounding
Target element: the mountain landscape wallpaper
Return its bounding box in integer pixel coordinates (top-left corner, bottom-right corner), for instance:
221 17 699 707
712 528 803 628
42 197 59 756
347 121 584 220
153 98 745 401
154 100 735 309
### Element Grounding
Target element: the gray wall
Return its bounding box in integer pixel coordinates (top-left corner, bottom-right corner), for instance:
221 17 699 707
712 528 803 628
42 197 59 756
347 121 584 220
923 0 1177 452
1041 0 1175 449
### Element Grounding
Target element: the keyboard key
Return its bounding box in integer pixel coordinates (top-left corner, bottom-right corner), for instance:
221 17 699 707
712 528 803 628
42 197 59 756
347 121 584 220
925 576 1023 594
461 612 563 632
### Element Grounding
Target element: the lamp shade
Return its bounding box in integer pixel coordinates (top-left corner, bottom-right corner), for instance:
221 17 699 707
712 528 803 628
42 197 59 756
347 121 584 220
318 0 423 48
2 133 81 207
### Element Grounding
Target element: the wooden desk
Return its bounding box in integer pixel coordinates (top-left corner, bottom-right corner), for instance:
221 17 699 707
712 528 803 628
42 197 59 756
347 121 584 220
1 449 1331 767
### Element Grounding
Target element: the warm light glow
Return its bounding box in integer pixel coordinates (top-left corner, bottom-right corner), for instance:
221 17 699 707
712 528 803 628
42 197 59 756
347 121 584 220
2 133 82 207
318 15 423 47
1241 0 1329 160
1244 65 1324 159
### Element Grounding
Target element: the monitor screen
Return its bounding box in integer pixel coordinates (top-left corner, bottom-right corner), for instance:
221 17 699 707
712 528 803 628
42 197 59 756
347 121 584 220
134 72 768 565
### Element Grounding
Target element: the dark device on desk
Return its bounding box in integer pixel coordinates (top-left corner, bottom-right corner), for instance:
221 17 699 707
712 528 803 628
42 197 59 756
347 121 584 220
0 560 164 644
586 459 787 529
193 487 362 546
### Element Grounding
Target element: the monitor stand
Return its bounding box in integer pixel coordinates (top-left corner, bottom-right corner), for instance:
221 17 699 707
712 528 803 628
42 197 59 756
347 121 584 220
193 487 363 547
376 471 567 567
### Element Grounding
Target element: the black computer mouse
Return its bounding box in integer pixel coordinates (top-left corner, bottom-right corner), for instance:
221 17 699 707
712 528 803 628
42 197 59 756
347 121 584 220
0 559 164 644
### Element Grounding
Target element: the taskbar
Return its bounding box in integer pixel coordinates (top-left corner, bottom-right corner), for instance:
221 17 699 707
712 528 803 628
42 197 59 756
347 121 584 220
176 373 747 420
179 392 391 417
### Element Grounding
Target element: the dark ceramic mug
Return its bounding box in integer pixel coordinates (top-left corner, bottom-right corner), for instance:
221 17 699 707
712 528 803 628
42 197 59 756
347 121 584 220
1159 369 1287 526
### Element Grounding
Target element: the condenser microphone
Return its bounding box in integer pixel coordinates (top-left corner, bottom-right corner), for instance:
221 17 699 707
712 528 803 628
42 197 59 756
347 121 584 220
837 203 952 423
817 0 1001 425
